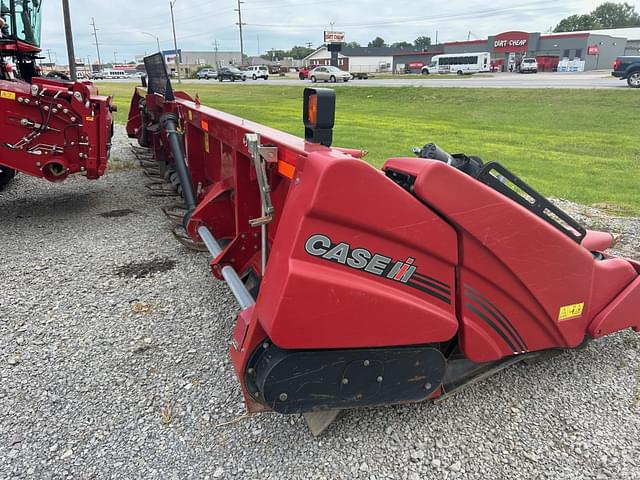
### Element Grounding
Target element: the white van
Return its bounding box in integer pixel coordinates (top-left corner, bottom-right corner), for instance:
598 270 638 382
101 69 130 79
421 52 491 75
246 65 269 80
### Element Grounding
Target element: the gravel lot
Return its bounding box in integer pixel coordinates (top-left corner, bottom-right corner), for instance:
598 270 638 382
1 126 638 479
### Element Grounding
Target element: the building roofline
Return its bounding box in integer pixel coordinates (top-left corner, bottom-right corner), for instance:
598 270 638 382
539 32 589 40
303 46 327 61
393 50 445 57
444 39 487 46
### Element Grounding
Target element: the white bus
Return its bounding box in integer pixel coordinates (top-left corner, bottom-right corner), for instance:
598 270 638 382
421 52 490 75
101 69 131 80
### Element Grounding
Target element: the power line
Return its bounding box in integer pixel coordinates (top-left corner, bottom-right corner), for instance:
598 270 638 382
245 0 560 29
170 0 181 84
62 0 77 80
236 0 246 64
213 39 219 68
90 17 102 71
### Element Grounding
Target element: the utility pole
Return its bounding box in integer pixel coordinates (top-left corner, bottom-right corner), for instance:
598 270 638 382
113 51 118 64
306 42 313 49
91 18 102 72
170 0 181 83
213 39 219 69
235 0 245 66
257 34 260 56
45 49 53 66
62 0 77 81
435 30 438 45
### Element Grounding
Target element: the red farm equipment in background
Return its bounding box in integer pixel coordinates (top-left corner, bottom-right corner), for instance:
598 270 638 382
0 0 114 189
127 53 640 435
536 55 560 72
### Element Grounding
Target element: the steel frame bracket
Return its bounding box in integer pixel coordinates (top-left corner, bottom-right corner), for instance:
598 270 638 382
244 133 278 272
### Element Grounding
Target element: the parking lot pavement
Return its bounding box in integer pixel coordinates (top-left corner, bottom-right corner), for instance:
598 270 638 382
174 71 625 89
0 127 638 479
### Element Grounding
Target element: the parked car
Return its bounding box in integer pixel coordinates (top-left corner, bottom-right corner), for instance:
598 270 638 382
519 57 538 73
612 56 640 88
309 65 351 83
197 68 218 80
298 66 320 80
246 65 269 80
90 72 105 80
218 67 246 82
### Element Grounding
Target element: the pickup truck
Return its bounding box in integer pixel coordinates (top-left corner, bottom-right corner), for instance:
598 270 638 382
298 66 313 80
612 56 640 88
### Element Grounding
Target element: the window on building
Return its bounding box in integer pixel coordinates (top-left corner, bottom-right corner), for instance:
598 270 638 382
563 49 571 58
575 49 582 59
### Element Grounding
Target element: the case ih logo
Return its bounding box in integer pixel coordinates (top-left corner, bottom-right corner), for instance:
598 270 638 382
305 234 416 283
304 234 452 304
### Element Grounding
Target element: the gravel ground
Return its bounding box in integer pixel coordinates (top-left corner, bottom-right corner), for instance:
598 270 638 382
1 126 638 480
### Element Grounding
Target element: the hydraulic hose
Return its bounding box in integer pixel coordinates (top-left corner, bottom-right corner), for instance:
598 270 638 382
160 113 197 226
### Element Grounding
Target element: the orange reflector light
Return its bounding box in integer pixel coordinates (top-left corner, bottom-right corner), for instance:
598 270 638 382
201 120 209 132
277 161 296 179
303 88 336 147
307 94 318 126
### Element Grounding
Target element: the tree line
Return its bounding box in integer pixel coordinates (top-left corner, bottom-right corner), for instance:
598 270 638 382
259 36 433 61
348 36 432 50
554 2 640 32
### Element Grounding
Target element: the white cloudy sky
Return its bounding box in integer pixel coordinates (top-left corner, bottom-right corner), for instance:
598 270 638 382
39 0 630 63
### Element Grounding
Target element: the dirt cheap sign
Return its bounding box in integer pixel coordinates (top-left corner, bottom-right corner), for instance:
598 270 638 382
324 31 346 43
493 31 529 52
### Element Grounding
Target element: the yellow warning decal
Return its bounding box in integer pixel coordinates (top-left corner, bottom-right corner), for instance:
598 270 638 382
85 116 95 122
558 302 585 321
204 132 210 153
0 90 16 100
188 111 193 121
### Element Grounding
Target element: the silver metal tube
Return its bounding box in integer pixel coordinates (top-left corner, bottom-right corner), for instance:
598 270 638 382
261 219 267 274
221 266 256 310
198 225 222 257
198 226 255 310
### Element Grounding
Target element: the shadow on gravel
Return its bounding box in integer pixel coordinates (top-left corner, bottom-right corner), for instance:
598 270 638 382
99 208 135 218
5 191 96 219
116 257 177 279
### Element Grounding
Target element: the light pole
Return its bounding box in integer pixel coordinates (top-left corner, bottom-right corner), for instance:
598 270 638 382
142 31 161 52
170 0 181 83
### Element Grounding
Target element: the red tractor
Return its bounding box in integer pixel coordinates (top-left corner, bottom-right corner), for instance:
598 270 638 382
0 0 114 189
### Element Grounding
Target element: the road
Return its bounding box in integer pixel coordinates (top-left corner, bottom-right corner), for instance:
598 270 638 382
166 71 628 89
